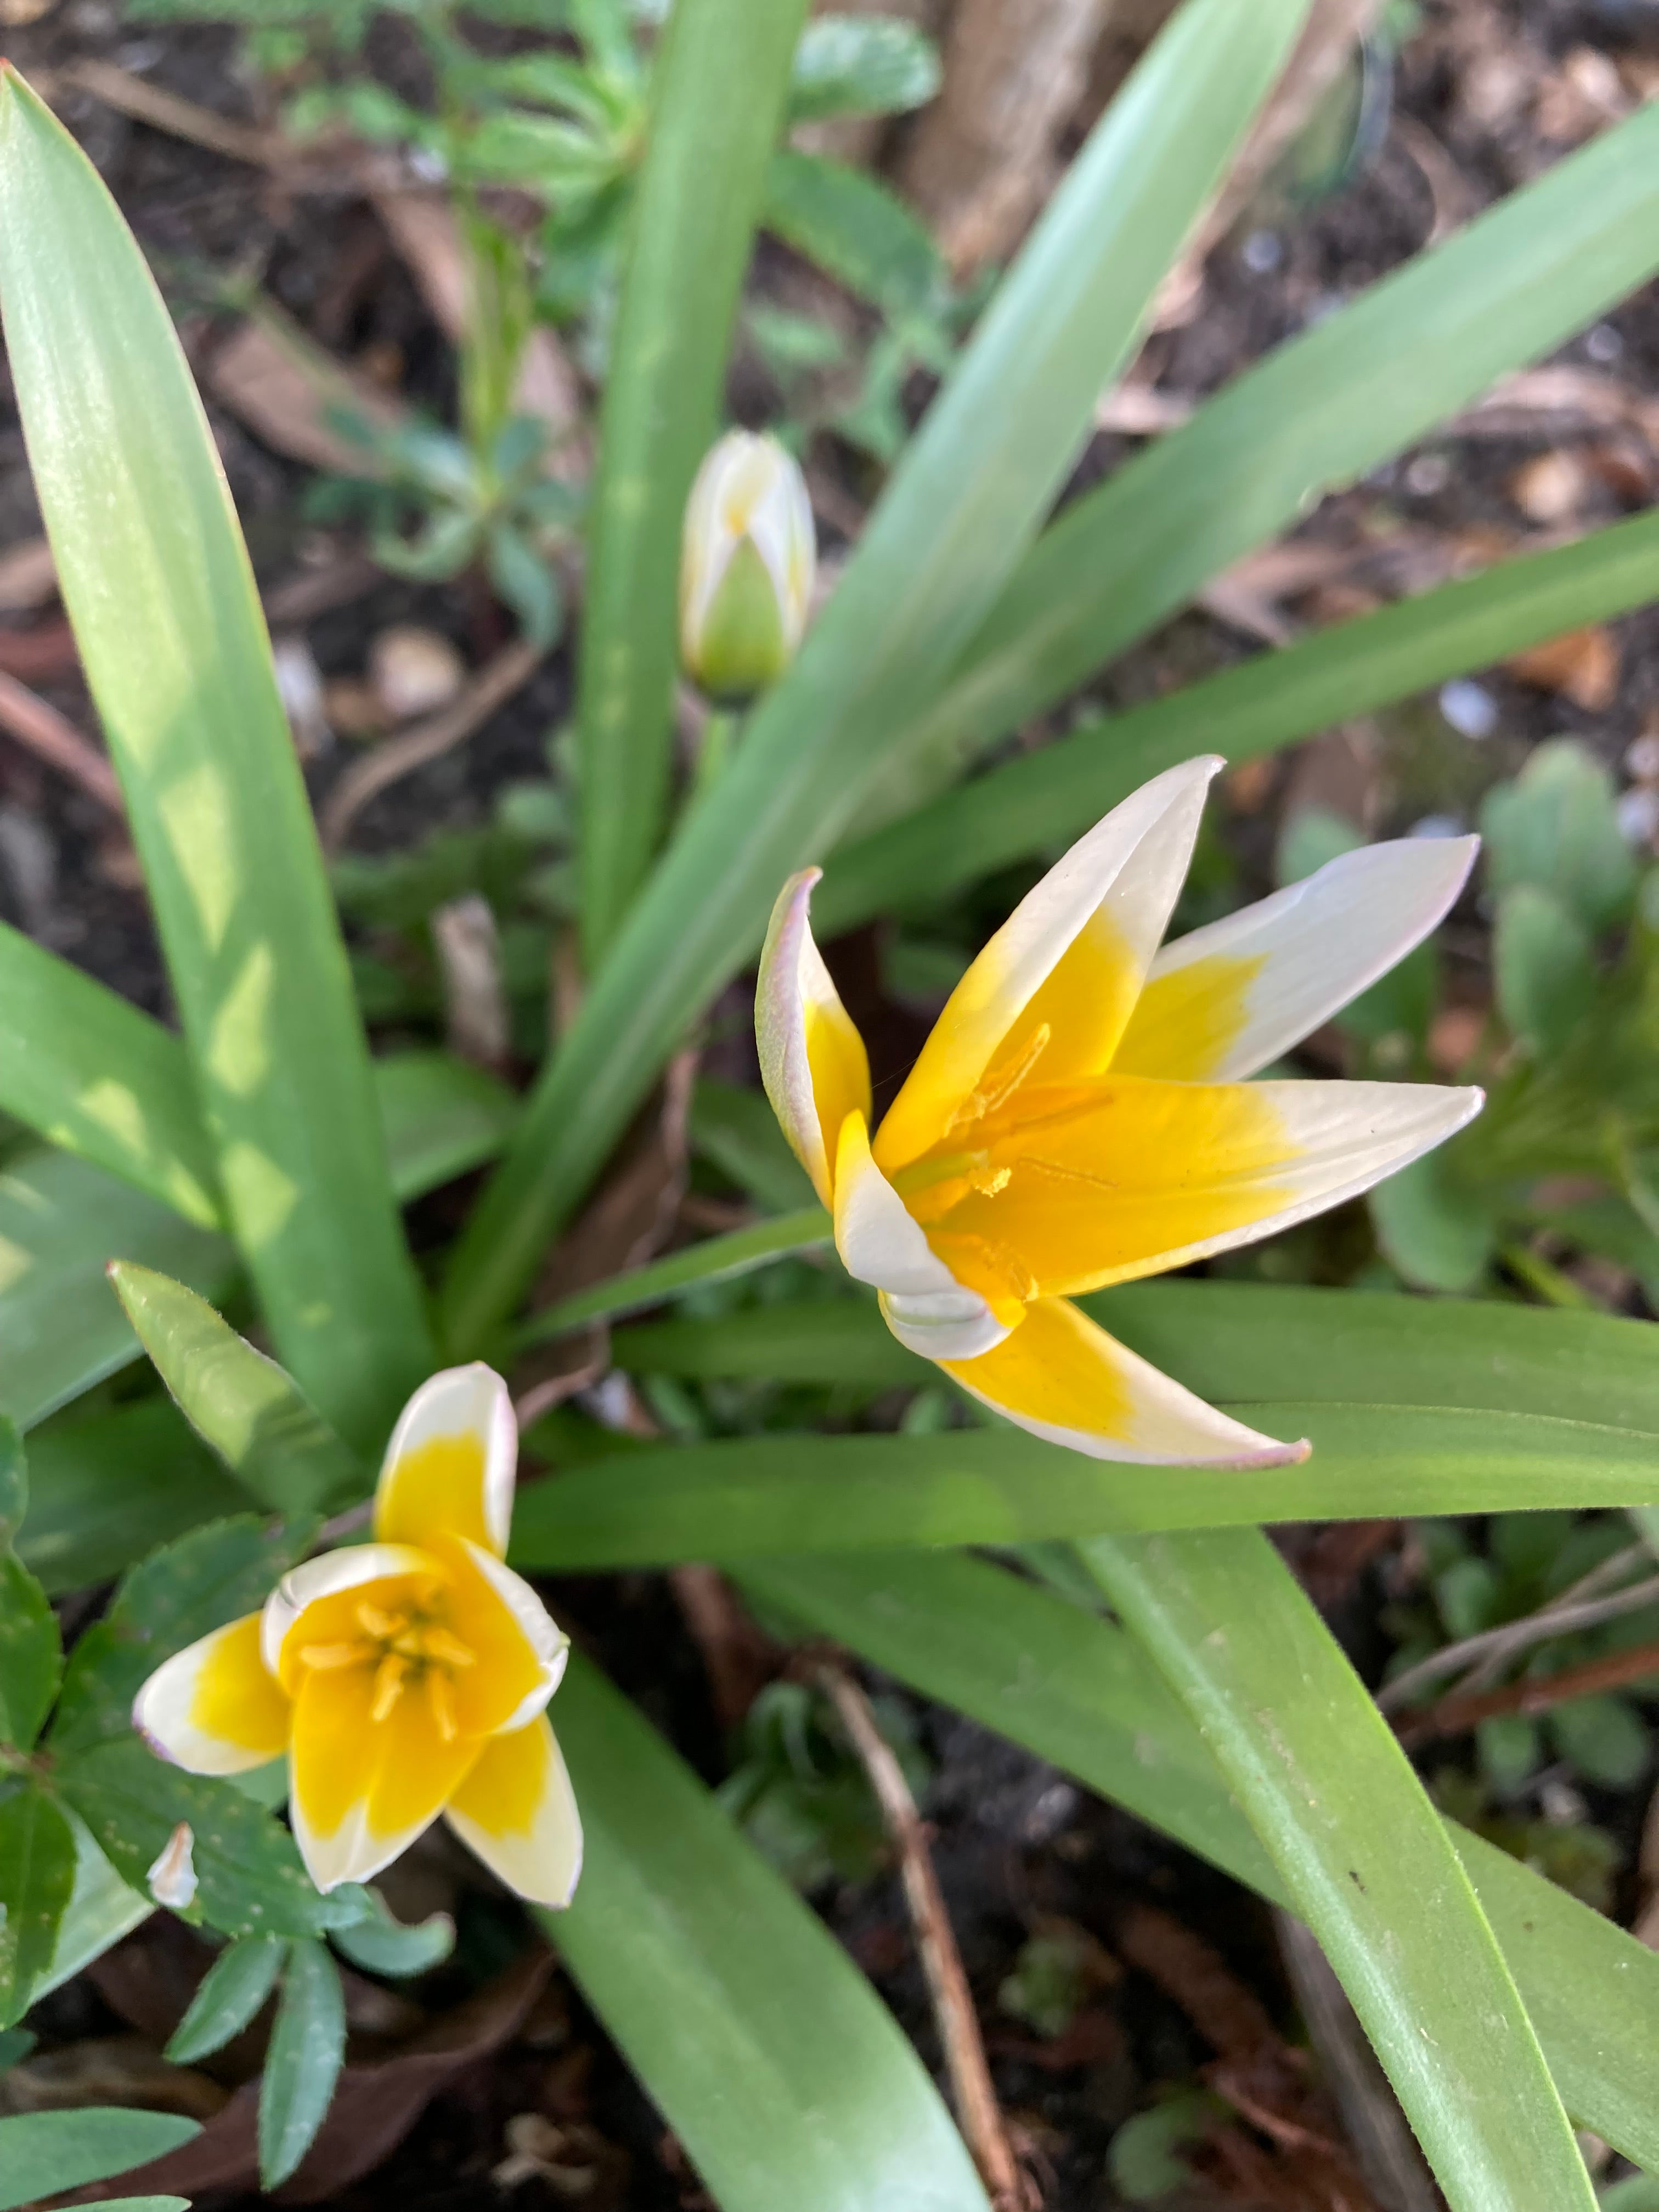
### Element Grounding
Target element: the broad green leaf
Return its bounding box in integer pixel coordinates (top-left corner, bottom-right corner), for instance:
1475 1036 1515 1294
871 101 1659 826
166 1931 286 2062
516 1205 831 1347
1368 1152 1500 1294
575 0 810 961
746 1549 1659 2170
36 1809 151 2000
52 1515 302 1754
0 1147 234 1434
0 70 433 1451
110 1263 363 1517
0 1786 76 2028
19 1398 242 1597
443 0 1314 1352
544 1652 990 2212
0 919 218 1226
1482 738 1635 934
510 1403 1659 1570
0 2109 199 2212
815 507 1659 930
763 150 941 315
258 1939 347 2189
329 1887 455 1978
787 14 940 121
1081 1527 1594 2211
0 1550 59 1748
1493 885 1595 1057
58 1737 363 1940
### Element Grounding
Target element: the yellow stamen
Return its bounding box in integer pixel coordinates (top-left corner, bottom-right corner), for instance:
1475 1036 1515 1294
298 1640 373 1672
423 1627 477 1669
946 1021 1051 1133
426 1668 458 1743
370 1651 408 1723
357 1601 400 1639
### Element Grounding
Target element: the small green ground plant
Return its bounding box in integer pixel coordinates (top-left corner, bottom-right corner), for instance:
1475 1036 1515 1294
5 4 1659 2205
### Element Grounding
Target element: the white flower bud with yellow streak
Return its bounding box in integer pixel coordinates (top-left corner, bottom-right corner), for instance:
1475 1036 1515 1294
679 430 815 701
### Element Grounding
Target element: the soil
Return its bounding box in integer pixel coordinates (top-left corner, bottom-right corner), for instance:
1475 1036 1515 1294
1 2 1657 2206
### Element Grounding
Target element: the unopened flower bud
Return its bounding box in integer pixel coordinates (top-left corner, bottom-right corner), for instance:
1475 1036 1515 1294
679 431 815 701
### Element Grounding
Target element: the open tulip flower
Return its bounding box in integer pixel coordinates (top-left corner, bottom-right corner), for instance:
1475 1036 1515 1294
759 757 1483 1467
134 1367 580 1905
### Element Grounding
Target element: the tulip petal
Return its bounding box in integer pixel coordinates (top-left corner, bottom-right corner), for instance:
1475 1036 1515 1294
917 1074 1482 1296
834 1108 1011 1359
445 1714 583 1908
1113 835 1481 1082
134 1612 291 1776
438 1536 568 1736
757 868 872 1205
289 1661 484 1892
375 1364 517 1559
943 1295 1307 1466
261 1543 435 1689
874 757 1221 1174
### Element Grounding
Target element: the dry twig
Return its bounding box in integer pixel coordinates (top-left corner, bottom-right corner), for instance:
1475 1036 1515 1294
1393 1636 1659 1748
320 637 543 849
815 1660 1030 2212
0 669 124 815
1376 1545 1659 1713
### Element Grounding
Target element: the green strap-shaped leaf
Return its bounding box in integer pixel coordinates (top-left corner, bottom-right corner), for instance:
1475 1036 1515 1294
576 0 810 962
258 1939 347 2190
818 505 1659 930
0 1056 516 1439
1079 1527 1595 2211
516 1204 831 1347
509 1405 1659 1571
543 1652 991 2212
0 918 220 1227
109 1263 363 1517
0 2109 199 2212
20 1399 242 1596
744 1548 1659 2171
0 68 432 1452
442 0 1315 1351
0 1550 60 1749
166 1931 286 2063
615 1277 1659 1429
0 1786 76 2028
873 99 1659 823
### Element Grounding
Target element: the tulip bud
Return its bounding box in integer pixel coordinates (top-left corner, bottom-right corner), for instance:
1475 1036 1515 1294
679 430 815 701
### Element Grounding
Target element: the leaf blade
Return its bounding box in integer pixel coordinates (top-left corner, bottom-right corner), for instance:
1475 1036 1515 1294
0 67 432 1449
258 1939 346 2190
0 2109 200 2212
544 1651 991 2212
1081 1527 1595 2211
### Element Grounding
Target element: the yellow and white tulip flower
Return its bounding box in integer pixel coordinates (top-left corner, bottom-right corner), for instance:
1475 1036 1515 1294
680 429 815 699
759 757 1482 1466
133 1366 580 1906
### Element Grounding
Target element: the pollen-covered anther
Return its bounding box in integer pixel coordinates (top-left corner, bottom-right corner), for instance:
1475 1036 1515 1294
968 1163 1011 1197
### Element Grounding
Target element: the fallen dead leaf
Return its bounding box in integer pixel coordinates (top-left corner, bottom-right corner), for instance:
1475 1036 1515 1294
432 892 511 1071
0 2035 228 2123
369 624 467 722
1507 624 1621 711
68 1948 554 2204
207 303 408 478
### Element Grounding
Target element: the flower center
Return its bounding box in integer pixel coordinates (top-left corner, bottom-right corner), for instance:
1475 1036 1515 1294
298 1595 478 1742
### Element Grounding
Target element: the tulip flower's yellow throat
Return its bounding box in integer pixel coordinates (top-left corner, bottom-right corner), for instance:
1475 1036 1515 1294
759 758 1483 1466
